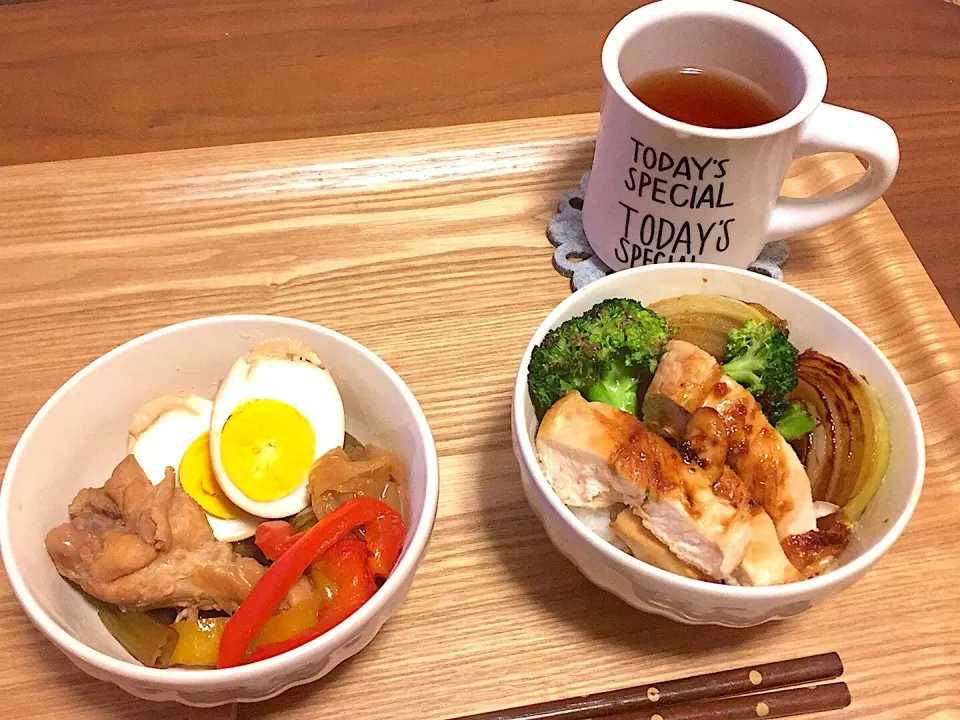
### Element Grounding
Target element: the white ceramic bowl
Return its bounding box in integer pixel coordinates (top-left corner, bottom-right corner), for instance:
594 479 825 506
512 264 924 627
0 315 439 705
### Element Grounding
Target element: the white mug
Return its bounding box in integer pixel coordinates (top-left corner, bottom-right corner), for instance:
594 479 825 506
582 0 900 271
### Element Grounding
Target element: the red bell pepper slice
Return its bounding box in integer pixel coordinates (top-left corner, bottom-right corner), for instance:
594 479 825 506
255 520 303 561
364 506 405 576
255 503 405 574
217 497 404 669
245 537 376 663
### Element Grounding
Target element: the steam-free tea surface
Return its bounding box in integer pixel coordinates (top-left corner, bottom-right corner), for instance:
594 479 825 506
627 67 783 129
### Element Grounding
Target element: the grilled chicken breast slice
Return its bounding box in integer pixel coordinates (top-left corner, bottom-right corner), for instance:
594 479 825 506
644 340 817 539
676 407 800 587
733 510 801 586
536 392 752 580
610 508 708 581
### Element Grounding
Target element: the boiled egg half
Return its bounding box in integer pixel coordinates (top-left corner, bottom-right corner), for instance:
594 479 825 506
128 394 260 542
209 338 345 519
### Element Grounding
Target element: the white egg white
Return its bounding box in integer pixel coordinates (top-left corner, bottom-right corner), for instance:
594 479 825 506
128 393 260 542
209 339 345 519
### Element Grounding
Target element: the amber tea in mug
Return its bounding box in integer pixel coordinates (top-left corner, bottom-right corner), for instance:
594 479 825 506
582 1 900 271
628 66 783 129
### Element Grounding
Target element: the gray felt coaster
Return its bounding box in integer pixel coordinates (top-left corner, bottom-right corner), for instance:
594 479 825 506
548 172 789 292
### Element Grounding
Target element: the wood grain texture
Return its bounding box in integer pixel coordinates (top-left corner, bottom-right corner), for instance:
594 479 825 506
0 115 958 719
2 0 959 317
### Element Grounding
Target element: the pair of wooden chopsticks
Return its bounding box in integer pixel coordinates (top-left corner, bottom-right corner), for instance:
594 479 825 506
450 652 850 720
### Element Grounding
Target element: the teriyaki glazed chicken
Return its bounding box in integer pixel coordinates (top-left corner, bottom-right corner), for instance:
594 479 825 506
528 297 890 586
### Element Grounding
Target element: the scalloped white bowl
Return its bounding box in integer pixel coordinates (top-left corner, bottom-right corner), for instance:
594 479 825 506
0 315 439 705
512 264 923 627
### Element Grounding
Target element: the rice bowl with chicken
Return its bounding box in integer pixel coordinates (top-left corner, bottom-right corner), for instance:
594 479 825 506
512 264 923 626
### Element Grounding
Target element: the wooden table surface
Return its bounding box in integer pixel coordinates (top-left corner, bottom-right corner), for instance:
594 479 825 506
1 114 958 719
1 0 959 316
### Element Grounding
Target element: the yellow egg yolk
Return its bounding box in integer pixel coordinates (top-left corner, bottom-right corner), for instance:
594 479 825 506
219 399 316 502
178 434 247 519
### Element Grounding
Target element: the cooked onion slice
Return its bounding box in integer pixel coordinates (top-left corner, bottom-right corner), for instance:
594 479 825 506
650 295 779 359
794 350 890 521
308 444 406 520
843 373 891 521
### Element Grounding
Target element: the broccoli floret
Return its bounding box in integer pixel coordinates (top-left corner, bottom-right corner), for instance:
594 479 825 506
528 299 671 418
775 401 817 440
723 319 800 424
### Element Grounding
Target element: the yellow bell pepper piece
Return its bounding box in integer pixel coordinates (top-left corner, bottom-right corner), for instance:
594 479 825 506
310 567 339 602
168 574 339 665
254 585 337 647
169 617 229 667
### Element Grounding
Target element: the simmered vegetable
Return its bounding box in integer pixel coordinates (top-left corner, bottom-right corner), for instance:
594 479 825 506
343 431 365 456
98 606 179 668
254 589 333 647
309 445 405 520
843 375 891 521
649 294 774 359
792 350 890 521
156 579 343 666
256 520 304 561
217 497 405 668
247 537 376 664
254 436 403 560
169 617 229 667
231 537 269 565
287 505 319 533
309 567 340 599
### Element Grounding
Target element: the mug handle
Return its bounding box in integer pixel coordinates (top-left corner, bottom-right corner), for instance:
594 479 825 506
766 103 899 242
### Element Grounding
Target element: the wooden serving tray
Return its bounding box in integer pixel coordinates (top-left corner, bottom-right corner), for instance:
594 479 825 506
1 115 958 719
